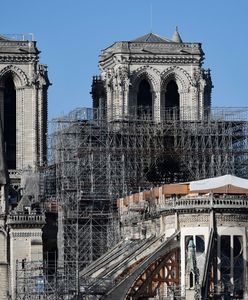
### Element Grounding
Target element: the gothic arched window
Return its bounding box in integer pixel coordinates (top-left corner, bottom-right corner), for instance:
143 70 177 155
164 80 179 120
137 79 152 118
3 74 16 169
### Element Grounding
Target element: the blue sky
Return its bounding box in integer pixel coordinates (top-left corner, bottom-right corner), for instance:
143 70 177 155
1 0 248 119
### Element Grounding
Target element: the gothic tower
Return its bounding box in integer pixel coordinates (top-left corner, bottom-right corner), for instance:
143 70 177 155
0 119 8 300
0 34 50 177
92 29 212 121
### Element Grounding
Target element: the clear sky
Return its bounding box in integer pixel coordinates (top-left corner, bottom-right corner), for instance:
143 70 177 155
1 0 248 119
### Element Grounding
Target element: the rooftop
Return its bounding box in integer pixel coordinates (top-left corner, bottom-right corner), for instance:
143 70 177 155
132 32 172 43
131 29 183 44
0 33 34 41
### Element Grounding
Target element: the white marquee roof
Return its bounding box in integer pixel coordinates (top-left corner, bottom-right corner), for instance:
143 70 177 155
190 174 248 193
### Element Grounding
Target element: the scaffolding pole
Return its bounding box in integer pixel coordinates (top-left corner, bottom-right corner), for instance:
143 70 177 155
44 106 248 297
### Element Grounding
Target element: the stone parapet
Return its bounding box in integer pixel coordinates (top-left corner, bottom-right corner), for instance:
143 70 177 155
7 214 45 227
159 195 248 213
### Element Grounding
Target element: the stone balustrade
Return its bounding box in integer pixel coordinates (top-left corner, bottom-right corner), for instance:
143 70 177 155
7 214 45 224
159 196 248 212
128 202 147 211
8 169 22 178
120 196 248 224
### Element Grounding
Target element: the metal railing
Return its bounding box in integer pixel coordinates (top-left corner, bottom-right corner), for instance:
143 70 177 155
0 33 34 41
52 106 248 123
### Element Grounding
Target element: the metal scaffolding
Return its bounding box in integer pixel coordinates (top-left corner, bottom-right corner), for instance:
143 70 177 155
46 106 248 297
15 257 79 300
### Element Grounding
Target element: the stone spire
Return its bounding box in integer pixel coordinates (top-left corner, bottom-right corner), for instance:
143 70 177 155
185 239 201 300
186 240 197 274
172 26 183 43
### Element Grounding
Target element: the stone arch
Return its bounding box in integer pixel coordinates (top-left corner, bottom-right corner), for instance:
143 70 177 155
130 67 160 119
0 227 7 260
0 65 29 88
0 226 7 237
131 66 160 92
160 67 192 120
161 66 192 93
0 65 29 169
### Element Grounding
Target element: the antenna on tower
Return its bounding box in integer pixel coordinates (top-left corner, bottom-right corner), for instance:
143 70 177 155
150 4 153 33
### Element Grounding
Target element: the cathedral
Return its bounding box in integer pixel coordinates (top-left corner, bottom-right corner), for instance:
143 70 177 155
0 34 49 300
92 28 212 122
0 33 50 174
80 30 248 300
0 28 247 300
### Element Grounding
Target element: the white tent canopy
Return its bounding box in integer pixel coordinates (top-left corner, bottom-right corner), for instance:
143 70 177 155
190 174 248 193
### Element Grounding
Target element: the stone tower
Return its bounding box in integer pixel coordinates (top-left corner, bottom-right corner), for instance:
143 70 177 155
0 33 49 299
0 115 9 300
92 29 212 121
0 34 50 176
7 196 45 299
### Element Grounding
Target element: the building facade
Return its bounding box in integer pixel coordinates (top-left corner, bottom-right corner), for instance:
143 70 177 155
92 29 212 122
81 175 248 300
0 34 50 176
7 197 45 299
0 34 48 300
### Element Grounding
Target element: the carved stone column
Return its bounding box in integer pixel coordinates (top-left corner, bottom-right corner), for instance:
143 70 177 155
22 86 36 169
15 87 24 170
179 89 188 120
0 221 8 300
113 87 119 119
37 84 48 167
198 89 204 120
117 89 123 119
187 86 199 121
123 80 130 117
160 90 165 121
198 80 206 120
122 88 127 117
0 81 4 128
153 90 160 122
106 86 113 121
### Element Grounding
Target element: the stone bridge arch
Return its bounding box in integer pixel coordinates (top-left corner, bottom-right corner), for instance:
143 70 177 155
129 66 160 119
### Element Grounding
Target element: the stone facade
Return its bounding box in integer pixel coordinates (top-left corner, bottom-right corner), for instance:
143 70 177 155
0 215 8 300
114 178 248 299
0 34 50 173
0 190 45 300
0 33 48 300
7 199 45 299
92 31 212 122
